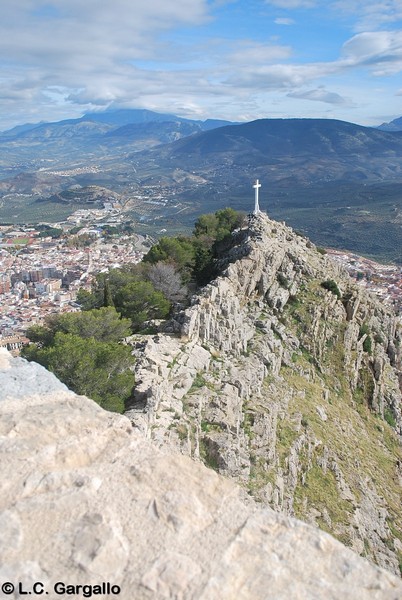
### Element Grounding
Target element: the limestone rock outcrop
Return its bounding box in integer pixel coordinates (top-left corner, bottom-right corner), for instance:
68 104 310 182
1 348 402 599
125 213 402 575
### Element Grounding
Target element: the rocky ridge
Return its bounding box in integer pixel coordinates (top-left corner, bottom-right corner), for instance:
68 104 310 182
1 348 402 599
126 213 402 576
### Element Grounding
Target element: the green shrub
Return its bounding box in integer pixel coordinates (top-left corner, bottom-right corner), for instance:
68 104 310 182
22 333 134 413
363 335 372 354
277 272 289 288
359 323 370 339
374 333 385 345
321 279 341 298
358 323 372 353
188 372 207 392
384 408 396 428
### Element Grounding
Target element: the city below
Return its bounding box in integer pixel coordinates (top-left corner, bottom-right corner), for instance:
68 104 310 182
0 204 150 352
0 209 401 354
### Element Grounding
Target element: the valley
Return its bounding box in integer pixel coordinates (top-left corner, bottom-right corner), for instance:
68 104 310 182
0 111 401 264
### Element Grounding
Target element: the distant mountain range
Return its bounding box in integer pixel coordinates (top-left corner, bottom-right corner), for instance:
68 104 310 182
0 109 237 178
145 118 402 177
0 109 401 263
378 116 402 132
1 109 401 178
0 108 235 147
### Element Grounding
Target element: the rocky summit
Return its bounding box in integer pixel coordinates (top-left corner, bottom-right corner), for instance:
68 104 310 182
125 212 402 576
1 349 402 600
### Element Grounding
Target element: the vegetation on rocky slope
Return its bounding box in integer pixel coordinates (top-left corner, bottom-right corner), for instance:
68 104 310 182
22 307 135 412
22 208 247 410
125 213 402 576
77 207 246 325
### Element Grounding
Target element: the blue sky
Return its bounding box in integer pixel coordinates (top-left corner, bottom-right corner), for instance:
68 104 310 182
1 0 402 130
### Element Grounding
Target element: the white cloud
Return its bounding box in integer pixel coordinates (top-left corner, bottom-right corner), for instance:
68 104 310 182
223 29 402 94
287 87 349 104
0 0 212 125
224 62 339 89
275 18 296 25
0 0 210 66
0 0 402 128
331 1 402 31
341 31 402 74
228 41 293 64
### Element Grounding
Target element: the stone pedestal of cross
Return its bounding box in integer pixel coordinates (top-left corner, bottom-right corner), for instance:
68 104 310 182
253 179 261 215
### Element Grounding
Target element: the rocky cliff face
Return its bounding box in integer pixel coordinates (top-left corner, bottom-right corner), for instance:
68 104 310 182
125 213 402 576
1 348 402 599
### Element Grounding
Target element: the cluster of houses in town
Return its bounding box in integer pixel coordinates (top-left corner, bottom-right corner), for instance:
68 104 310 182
0 225 147 353
327 249 402 315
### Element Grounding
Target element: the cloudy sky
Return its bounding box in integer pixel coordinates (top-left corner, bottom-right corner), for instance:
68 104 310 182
1 0 402 130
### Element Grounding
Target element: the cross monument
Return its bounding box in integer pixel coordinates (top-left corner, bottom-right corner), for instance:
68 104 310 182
253 179 261 215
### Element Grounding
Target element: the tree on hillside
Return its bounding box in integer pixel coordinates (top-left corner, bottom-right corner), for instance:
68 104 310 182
193 213 219 239
193 208 245 242
26 307 131 345
76 288 100 311
77 208 246 318
193 245 217 286
192 208 246 285
143 236 195 275
114 280 171 331
22 307 135 413
77 265 147 311
147 262 187 302
23 332 134 413
103 278 114 307
23 324 54 347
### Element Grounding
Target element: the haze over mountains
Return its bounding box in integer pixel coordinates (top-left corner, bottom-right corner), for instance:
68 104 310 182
0 109 401 263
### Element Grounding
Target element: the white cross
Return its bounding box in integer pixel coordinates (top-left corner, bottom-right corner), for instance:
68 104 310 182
253 179 261 215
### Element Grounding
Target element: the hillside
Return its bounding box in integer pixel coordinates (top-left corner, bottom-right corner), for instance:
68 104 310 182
1 349 402 599
168 118 402 159
128 118 402 262
125 212 402 576
144 118 402 180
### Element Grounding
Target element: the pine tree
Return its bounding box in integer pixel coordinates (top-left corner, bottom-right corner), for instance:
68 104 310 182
103 278 114 307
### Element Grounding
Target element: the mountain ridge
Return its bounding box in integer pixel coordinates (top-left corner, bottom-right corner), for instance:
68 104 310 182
125 211 402 575
0 108 236 139
147 117 402 164
378 116 402 132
